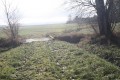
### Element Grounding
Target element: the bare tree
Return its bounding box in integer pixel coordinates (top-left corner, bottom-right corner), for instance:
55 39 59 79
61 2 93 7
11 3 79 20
66 0 120 44
2 0 20 43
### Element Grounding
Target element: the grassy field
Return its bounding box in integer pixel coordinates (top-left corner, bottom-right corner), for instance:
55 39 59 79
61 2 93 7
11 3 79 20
0 41 120 80
0 23 120 79
0 23 94 38
20 24 78 37
0 23 120 38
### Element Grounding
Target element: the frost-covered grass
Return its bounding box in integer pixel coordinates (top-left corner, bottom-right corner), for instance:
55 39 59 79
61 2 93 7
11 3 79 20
0 41 120 80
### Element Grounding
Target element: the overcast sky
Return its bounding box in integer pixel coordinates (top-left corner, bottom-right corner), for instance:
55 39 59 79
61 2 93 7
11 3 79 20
0 0 69 25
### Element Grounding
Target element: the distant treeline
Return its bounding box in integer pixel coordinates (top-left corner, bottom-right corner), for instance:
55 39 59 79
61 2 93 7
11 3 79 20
66 16 97 24
66 15 120 24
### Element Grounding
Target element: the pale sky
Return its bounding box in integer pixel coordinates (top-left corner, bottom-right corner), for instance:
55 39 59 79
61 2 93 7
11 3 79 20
0 0 69 25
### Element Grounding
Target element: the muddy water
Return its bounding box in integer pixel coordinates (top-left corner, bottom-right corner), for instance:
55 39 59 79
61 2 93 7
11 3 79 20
25 38 51 43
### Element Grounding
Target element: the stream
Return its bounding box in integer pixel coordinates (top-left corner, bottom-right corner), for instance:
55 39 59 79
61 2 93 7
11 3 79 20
24 38 51 43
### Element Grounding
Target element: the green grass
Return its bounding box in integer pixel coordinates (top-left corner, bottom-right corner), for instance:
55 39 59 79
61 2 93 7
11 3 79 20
0 23 120 79
20 23 79 37
0 28 7 38
81 43 120 67
0 23 94 38
0 41 120 80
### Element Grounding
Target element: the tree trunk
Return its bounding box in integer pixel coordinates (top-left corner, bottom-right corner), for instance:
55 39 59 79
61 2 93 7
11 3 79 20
95 0 105 35
95 0 118 44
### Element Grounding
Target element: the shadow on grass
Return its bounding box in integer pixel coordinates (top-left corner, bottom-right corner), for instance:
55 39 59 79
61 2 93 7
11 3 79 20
0 38 21 53
54 34 85 44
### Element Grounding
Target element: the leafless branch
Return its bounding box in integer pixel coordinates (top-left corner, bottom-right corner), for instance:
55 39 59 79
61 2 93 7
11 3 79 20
1 0 20 43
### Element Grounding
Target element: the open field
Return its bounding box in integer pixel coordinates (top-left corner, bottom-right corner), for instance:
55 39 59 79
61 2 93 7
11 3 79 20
0 23 120 79
20 24 78 37
0 23 95 38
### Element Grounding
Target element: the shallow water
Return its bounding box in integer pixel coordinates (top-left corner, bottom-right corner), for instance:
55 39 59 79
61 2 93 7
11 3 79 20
25 38 50 43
